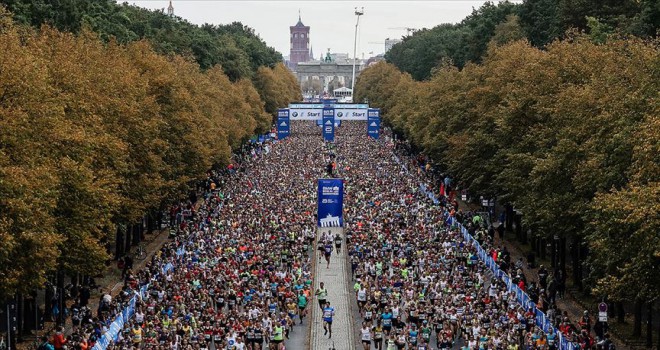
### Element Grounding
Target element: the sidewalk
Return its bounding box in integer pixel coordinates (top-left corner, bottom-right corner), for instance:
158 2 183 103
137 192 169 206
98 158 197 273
310 227 354 350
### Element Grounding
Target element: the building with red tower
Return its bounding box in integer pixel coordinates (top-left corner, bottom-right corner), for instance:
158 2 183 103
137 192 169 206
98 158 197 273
289 13 310 69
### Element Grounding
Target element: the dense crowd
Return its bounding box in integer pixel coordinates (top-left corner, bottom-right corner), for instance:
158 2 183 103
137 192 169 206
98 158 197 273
40 123 335 350
38 120 603 350
327 123 562 350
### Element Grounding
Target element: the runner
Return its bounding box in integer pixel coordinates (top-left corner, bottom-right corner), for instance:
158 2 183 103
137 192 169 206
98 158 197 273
334 232 342 254
360 321 373 350
324 239 333 268
322 301 335 339
315 282 328 311
296 290 308 324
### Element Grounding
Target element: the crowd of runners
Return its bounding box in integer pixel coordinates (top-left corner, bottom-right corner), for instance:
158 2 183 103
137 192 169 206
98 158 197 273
41 123 330 350
326 123 554 349
37 120 592 350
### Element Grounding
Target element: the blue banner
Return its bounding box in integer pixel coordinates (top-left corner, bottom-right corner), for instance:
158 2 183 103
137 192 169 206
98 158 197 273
317 179 343 227
277 109 290 140
322 107 334 142
367 108 380 139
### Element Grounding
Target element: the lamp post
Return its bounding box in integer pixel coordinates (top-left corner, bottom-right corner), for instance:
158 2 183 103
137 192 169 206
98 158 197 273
350 7 364 102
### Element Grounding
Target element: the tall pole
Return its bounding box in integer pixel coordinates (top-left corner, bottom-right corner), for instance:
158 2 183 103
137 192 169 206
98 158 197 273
351 7 363 101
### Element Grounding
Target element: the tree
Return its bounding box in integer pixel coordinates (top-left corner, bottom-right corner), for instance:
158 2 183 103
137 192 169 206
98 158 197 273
519 0 562 47
490 14 526 47
253 63 301 116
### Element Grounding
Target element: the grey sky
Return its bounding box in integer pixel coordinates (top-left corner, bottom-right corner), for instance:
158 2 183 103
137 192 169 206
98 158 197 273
128 0 519 58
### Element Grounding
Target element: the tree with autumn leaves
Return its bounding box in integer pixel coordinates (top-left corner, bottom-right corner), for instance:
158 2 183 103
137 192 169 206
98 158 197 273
0 8 300 301
356 33 659 340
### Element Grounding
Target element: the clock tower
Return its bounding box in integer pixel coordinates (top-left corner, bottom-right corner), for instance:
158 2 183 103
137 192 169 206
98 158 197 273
289 12 310 69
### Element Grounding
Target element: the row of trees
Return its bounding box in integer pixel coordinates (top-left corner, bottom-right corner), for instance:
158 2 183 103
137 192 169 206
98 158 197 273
0 0 283 81
386 0 659 80
0 8 301 300
356 34 659 331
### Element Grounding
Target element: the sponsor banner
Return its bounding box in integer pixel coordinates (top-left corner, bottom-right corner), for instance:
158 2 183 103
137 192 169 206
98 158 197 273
335 109 368 120
277 109 290 139
317 178 344 227
322 107 335 142
290 108 323 120
367 108 381 139
290 107 369 120
289 103 368 109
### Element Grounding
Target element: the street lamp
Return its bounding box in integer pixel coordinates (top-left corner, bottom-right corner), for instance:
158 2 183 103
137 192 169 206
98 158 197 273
351 7 364 102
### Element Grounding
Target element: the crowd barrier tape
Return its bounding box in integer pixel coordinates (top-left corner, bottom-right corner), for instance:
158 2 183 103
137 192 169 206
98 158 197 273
91 296 131 350
414 177 578 350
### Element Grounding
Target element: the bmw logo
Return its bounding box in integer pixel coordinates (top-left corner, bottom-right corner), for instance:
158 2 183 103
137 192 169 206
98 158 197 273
337 112 343 117
292 112 298 117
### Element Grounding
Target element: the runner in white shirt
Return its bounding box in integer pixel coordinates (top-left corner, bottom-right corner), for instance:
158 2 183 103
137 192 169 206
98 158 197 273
361 322 373 350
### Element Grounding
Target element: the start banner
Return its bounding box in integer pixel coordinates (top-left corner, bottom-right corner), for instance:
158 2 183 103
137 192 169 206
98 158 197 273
317 178 344 227
290 109 323 120
334 108 368 120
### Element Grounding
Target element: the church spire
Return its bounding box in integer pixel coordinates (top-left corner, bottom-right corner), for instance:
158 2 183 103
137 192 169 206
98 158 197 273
167 0 174 16
310 44 314 61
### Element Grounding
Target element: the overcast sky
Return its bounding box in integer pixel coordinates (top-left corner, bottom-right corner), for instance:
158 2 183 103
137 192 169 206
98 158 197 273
127 0 520 58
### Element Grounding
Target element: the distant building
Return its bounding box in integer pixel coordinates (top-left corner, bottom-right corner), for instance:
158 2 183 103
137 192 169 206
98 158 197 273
167 0 174 16
289 13 310 69
329 53 349 62
385 38 402 53
297 49 364 94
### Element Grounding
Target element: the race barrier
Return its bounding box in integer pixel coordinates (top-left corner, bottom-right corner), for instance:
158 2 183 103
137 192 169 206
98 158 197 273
91 293 138 350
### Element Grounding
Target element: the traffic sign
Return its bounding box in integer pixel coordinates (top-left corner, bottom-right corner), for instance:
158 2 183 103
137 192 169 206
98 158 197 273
598 302 608 322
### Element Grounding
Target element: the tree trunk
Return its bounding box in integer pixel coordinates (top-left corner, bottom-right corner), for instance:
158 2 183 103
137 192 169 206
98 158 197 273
56 270 65 327
616 301 625 323
647 301 653 348
633 300 642 337
157 209 163 231
572 237 583 290
146 212 154 235
115 226 124 260
132 222 141 245
44 282 53 319
551 237 557 268
505 203 514 232
17 293 23 340
125 224 133 252
559 236 567 271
